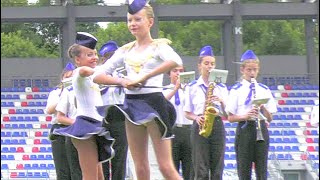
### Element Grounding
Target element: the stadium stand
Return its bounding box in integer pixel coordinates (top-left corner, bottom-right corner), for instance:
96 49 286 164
1 78 319 179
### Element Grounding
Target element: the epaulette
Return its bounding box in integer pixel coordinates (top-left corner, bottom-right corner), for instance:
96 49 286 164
258 83 269 90
188 80 197 86
230 82 242 90
217 83 226 88
151 38 172 45
120 41 135 51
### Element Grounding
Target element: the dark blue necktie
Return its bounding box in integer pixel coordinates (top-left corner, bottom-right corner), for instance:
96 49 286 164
174 91 180 105
244 83 254 105
100 87 109 95
201 84 208 94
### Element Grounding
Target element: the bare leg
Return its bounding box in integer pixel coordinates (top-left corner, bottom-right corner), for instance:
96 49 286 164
72 137 104 180
147 121 182 180
125 120 150 180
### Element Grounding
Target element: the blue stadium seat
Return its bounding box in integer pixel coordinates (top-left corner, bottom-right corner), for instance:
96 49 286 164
42 131 49 137
297 107 305 112
284 146 291 151
275 138 282 143
7 155 14 160
293 115 302 120
282 107 289 112
48 164 55 169
38 154 45 160
284 154 293 160
276 146 284 151
283 122 290 127
1 164 8 170
311 130 318 135
283 138 290 143
30 155 37 160
45 154 53 160
18 172 26 178
273 130 281 135
32 164 40 169
225 163 234 169
277 154 285 159
307 100 314 105
40 164 47 169
17 116 24 121
24 164 32 170
39 147 47 152
290 138 298 143
273 115 280 120
35 101 42 106
19 139 26 144
291 146 299 151
1 155 7 160
269 154 276 160
286 115 293 120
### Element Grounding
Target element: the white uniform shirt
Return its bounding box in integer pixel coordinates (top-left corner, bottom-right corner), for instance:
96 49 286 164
73 68 103 121
225 79 277 116
45 88 62 124
94 40 183 95
163 84 192 125
310 104 319 127
183 76 229 116
100 71 125 105
55 86 77 120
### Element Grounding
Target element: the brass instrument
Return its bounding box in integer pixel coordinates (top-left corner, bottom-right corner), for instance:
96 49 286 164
251 77 265 142
199 82 219 138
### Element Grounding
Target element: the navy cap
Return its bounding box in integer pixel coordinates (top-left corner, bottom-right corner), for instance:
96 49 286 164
128 0 148 15
240 50 258 62
64 62 76 71
199 45 214 57
75 32 97 50
99 41 119 56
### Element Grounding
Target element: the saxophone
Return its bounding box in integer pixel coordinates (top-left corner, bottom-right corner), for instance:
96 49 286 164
199 82 220 138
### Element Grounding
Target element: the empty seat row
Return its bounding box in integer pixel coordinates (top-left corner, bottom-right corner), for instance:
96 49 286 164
1 153 53 160
2 116 52 122
1 101 47 107
277 107 306 112
1 94 49 100
12 79 50 88
278 99 315 105
224 154 236 160
269 122 300 128
9 171 49 178
269 146 300 152
273 114 304 120
308 154 319 160
280 92 319 98
2 108 45 114
224 163 237 169
14 163 55 170
1 124 51 132
1 87 52 92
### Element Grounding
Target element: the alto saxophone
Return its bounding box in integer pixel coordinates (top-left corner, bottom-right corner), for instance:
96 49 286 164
199 82 220 138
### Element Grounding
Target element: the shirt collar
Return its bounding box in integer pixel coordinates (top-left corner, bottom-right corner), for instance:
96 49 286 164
241 79 251 87
196 76 206 87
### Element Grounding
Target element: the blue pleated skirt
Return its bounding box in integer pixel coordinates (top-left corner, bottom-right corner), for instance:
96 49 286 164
52 115 115 163
96 92 176 139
